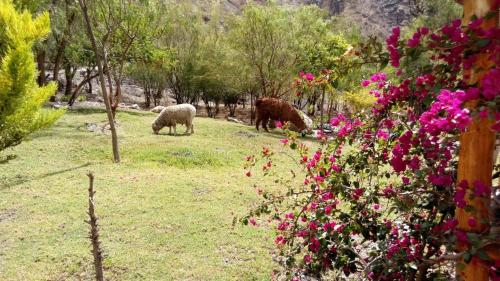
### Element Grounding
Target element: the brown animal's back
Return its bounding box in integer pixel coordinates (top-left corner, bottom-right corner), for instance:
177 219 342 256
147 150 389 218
255 98 306 131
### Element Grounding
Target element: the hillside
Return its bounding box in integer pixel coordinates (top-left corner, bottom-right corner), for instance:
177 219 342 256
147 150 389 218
196 0 416 37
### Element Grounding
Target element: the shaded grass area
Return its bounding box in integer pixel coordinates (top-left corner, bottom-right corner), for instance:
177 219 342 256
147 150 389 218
0 109 298 280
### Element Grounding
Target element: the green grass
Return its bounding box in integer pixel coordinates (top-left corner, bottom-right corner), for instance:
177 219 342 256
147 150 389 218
0 109 298 280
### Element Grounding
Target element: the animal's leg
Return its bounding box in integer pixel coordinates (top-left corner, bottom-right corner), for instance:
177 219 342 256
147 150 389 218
256 117 261 131
169 126 172 135
185 121 191 134
262 117 270 132
191 123 194 134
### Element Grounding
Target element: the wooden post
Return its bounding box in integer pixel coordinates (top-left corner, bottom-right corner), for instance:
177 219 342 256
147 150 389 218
455 1 498 280
86 172 105 281
319 85 326 130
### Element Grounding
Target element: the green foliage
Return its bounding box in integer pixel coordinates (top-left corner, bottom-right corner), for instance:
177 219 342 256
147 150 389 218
342 88 376 112
406 0 462 32
0 0 63 151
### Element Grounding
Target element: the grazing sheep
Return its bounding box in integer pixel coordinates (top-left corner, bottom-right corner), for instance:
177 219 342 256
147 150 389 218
255 98 311 134
152 104 196 135
151 106 165 113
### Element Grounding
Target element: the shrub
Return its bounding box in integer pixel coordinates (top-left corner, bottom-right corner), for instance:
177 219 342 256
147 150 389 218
0 0 63 151
244 16 499 280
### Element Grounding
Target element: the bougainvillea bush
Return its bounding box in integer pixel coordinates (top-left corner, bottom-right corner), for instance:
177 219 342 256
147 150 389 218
243 15 499 281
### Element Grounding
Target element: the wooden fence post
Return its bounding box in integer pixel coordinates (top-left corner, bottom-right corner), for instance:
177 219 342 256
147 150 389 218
455 1 498 280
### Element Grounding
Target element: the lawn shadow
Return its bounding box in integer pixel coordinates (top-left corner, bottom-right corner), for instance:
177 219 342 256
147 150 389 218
155 132 193 137
0 154 17 164
66 108 154 117
0 162 91 189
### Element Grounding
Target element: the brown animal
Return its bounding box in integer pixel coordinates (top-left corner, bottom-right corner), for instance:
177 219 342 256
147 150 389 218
255 98 308 133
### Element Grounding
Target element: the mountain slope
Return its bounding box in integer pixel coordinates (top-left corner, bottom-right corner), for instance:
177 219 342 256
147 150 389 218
195 0 415 37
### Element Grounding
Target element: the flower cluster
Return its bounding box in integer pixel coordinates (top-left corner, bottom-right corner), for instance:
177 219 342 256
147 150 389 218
244 16 499 280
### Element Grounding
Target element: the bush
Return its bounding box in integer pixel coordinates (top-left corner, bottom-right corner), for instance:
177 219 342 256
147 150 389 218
0 0 63 151
244 16 499 280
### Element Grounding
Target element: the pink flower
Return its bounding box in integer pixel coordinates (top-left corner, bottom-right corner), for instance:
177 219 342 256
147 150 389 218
455 230 468 244
304 254 312 264
376 129 389 140
275 120 283 129
467 218 477 227
442 219 458 231
473 180 491 197
454 184 467 209
275 236 286 245
331 164 341 172
322 192 333 201
362 80 371 87
402 177 410 185
308 237 321 252
309 221 318 230
325 205 333 215
372 204 380 210
305 73 314 81
280 139 289 145
249 218 256 225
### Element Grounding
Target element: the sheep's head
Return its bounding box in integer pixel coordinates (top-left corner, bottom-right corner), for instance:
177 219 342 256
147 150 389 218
152 122 161 134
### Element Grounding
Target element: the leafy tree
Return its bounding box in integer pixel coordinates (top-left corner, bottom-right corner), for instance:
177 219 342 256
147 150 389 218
159 0 204 104
0 0 63 151
127 46 173 107
228 3 299 98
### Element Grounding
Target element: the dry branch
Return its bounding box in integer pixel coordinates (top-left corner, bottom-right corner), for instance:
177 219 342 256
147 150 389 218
86 172 104 281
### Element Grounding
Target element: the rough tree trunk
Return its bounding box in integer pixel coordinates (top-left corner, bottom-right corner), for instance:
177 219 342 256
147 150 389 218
454 1 498 280
64 64 76 97
319 86 326 130
79 0 120 163
36 49 46 86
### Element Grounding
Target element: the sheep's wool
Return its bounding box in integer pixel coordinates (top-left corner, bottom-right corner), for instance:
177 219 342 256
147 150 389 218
152 104 196 134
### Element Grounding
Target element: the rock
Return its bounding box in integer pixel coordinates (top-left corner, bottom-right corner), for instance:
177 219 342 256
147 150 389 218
129 104 141 110
227 116 244 124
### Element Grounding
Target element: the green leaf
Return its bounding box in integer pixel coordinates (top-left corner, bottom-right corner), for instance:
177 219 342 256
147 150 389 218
463 252 472 263
477 250 492 262
476 39 490 48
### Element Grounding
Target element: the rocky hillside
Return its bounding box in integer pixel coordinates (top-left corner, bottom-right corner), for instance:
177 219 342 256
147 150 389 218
196 0 416 37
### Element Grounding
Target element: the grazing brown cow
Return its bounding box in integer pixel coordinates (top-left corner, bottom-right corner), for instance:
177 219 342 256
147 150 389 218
255 98 308 133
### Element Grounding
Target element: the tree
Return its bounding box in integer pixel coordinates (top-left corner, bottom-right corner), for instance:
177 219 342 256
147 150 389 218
229 4 300 98
84 0 157 116
0 0 63 151
78 0 120 163
127 46 173 108
159 0 204 105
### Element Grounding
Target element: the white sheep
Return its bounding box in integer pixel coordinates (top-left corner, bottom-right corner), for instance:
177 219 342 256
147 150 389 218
152 104 196 135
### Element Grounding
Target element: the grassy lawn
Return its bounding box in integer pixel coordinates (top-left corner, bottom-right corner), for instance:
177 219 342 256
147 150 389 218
0 109 298 280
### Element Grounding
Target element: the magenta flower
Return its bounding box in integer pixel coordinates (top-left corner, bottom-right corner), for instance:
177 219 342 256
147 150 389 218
275 120 283 129
361 80 370 87
467 218 477 227
473 180 491 197
275 236 286 245
305 73 314 81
